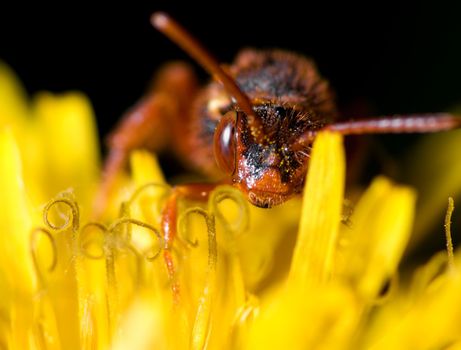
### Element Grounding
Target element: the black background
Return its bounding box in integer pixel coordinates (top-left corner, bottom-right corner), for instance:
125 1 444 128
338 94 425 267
1 1 461 142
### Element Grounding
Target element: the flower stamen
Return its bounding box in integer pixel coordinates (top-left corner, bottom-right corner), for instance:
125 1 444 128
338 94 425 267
43 196 80 232
209 186 249 235
182 207 217 350
79 222 107 260
30 227 58 284
444 197 455 271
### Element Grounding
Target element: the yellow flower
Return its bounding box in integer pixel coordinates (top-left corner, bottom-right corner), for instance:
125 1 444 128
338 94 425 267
1 61 461 350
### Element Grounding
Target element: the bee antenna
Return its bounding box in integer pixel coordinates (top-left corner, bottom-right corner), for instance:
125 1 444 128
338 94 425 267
151 12 265 143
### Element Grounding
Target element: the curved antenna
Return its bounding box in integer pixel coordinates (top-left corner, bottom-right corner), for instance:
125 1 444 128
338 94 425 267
151 12 265 143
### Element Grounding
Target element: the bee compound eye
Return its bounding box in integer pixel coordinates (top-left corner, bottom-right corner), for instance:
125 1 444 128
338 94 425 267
213 111 237 175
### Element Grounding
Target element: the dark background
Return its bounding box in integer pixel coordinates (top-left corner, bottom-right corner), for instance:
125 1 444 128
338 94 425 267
1 2 461 142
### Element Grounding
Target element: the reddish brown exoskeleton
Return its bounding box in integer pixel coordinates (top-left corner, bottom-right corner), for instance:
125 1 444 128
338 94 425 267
95 12 461 299
97 12 461 212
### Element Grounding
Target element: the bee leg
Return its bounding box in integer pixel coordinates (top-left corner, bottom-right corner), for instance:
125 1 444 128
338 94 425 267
160 184 217 304
93 62 198 218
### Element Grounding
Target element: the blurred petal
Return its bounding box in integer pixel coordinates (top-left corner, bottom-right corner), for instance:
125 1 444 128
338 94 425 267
0 129 35 293
0 62 28 130
337 176 416 300
0 129 36 349
130 150 166 186
33 92 100 210
364 258 461 349
129 150 168 226
111 294 169 350
246 283 359 350
237 199 301 291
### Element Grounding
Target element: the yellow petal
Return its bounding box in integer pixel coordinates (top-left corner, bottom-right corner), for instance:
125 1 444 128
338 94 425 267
337 176 416 300
289 131 345 288
365 264 461 349
0 128 36 349
130 150 166 186
237 198 302 291
189 209 217 350
0 128 35 294
111 294 169 350
129 150 168 227
246 283 359 350
33 92 100 211
127 151 168 297
0 62 28 130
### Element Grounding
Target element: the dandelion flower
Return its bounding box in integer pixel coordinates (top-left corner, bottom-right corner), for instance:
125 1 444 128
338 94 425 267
1 62 461 350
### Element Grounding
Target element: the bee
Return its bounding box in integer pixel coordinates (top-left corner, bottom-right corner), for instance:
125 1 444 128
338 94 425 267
93 12 460 299
95 12 461 213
